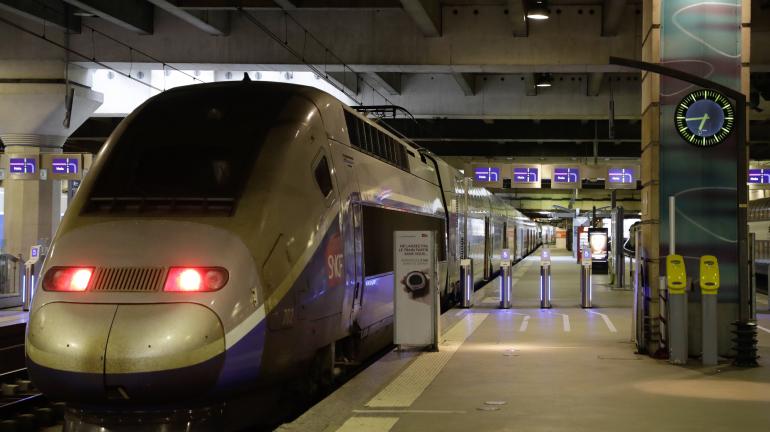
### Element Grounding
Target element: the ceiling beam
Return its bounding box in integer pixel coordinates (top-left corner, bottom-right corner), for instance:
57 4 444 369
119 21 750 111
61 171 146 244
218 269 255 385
399 0 440 37
507 0 527 37
62 0 153 34
452 73 475 96
364 72 401 96
602 0 626 36
587 72 604 96
0 0 80 33
148 0 228 35
272 0 296 8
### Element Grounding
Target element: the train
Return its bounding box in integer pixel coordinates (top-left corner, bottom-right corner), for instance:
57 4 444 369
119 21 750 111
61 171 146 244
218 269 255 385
749 197 770 294
25 81 540 423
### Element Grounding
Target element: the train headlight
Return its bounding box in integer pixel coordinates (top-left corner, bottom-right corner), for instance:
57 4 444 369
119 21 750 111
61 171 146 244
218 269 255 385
164 267 229 292
43 267 94 292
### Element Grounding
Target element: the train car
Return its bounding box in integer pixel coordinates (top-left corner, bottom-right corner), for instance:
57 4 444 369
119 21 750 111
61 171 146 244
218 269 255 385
25 81 539 424
749 198 770 294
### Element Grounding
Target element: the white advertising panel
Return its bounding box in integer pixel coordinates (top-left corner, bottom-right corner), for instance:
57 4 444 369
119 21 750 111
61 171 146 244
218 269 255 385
394 231 439 349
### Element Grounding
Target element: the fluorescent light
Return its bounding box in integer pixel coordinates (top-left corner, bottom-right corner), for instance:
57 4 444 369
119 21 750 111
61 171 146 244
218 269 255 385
526 1 550 20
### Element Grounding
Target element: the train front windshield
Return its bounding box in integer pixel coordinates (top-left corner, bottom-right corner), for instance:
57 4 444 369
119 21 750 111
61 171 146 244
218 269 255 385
86 85 291 215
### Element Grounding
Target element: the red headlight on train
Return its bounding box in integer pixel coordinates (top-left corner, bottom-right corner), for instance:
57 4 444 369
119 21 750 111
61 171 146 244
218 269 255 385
163 267 229 292
43 267 94 292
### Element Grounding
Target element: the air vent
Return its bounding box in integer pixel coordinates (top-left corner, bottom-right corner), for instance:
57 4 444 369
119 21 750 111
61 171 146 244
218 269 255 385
90 267 165 292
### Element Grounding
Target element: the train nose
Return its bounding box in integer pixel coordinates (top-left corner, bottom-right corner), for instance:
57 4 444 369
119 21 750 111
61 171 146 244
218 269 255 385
27 303 226 403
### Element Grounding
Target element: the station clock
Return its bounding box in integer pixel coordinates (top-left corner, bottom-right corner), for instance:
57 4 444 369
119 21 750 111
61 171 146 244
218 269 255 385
675 89 735 148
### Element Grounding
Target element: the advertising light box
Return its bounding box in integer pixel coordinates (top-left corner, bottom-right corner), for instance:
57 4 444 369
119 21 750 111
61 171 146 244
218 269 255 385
552 166 581 189
606 167 637 190
511 165 541 189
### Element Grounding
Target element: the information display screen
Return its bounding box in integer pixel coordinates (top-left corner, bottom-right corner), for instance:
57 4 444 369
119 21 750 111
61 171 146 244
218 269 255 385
513 167 539 183
52 158 79 174
9 158 36 174
748 168 770 184
474 166 500 183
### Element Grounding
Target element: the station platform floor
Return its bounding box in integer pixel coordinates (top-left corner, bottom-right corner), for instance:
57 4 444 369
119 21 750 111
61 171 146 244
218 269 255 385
281 248 770 432
0 308 27 327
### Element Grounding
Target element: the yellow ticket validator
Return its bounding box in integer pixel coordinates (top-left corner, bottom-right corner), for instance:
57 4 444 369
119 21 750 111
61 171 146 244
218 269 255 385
699 255 720 295
666 254 687 294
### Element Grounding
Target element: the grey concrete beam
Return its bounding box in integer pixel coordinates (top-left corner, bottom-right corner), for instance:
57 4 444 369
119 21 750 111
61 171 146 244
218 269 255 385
525 73 537 96
399 0 440 37
587 72 604 96
148 0 229 35
0 0 80 33
364 72 401 95
272 0 296 8
62 0 153 34
452 73 475 96
507 0 527 37
327 71 360 96
602 0 626 36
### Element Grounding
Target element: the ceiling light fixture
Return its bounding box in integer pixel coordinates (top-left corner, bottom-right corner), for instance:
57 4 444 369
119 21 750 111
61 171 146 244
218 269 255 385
526 1 550 20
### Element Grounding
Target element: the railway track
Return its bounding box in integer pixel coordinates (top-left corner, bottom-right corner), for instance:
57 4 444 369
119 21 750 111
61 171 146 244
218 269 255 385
0 321 63 431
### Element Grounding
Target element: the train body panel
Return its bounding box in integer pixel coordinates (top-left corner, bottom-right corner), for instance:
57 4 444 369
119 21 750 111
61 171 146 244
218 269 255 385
26 82 541 409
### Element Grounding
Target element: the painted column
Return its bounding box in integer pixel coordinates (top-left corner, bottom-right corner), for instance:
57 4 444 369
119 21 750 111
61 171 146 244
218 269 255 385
642 1 750 356
0 61 102 259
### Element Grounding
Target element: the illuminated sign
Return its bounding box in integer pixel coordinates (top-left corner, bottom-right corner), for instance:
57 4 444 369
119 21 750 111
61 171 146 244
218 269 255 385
9 158 36 174
553 167 579 184
608 168 634 184
513 167 539 183
474 166 500 183
52 158 79 174
748 168 770 184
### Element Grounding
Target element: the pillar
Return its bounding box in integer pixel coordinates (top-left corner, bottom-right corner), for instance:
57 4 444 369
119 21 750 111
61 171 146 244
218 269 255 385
0 61 102 259
641 1 750 357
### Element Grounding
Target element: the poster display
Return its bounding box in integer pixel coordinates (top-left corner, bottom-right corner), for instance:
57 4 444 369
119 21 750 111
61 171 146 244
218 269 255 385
394 231 439 349
588 228 609 261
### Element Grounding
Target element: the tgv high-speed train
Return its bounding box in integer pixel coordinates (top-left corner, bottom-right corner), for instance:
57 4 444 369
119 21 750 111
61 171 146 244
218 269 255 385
26 82 540 413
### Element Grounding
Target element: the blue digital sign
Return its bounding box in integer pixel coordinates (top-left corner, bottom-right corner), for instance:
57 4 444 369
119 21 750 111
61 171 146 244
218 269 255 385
748 168 770 184
52 158 79 174
513 167 539 183
9 158 36 174
553 167 580 184
608 168 634 184
474 167 500 183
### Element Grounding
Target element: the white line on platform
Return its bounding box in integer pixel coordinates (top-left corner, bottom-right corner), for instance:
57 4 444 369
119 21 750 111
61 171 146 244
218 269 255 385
365 313 489 408
335 417 399 432
552 312 570 332
519 315 530 332
352 409 467 414
588 311 618 333
758 325 770 334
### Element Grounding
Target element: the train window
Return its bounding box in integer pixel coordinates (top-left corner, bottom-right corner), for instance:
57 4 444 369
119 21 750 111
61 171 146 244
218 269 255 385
86 86 292 214
314 156 334 198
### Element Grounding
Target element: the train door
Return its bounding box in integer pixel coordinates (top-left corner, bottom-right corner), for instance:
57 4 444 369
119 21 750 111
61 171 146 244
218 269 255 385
328 144 364 330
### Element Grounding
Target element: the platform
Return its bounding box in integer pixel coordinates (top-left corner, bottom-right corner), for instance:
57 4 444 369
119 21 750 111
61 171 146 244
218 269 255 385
0 309 27 328
281 248 770 432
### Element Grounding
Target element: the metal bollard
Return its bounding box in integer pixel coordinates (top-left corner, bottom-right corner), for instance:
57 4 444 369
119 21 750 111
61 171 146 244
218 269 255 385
460 259 473 308
580 256 593 308
540 249 552 309
499 259 512 309
700 256 720 366
23 263 33 312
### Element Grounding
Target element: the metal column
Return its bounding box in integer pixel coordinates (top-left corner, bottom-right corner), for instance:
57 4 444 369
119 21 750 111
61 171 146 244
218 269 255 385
540 249 552 309
581 262 592 309
500 260 512 309
460 259 473 308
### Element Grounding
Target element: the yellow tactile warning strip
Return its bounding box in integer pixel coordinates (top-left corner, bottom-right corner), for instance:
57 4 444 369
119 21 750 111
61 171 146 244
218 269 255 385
365 313 489 408
334 416 400 432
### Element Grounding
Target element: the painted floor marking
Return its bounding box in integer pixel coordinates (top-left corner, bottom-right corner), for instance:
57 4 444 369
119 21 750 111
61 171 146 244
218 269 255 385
588 310 618 333
552 312 570 332
519 315 530 332
365 313 489 408
758 325 770 334
334 417 399 432
352 409 467 414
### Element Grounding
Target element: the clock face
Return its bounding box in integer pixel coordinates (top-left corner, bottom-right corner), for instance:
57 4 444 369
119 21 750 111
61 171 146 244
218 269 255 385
675 89 735 147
